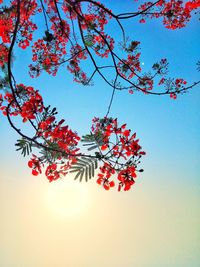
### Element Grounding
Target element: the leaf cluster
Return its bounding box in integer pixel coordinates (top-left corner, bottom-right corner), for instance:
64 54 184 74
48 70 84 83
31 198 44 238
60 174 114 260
15 138 32 157
81 132 104 151
70 156 98 182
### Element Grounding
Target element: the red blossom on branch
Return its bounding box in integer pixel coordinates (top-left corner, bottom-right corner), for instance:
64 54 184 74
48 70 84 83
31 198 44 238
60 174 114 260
28 154 43 176
138 0 200 29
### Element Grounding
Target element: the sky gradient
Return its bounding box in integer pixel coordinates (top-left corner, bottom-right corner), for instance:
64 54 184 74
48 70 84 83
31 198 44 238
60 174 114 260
0 1 200 266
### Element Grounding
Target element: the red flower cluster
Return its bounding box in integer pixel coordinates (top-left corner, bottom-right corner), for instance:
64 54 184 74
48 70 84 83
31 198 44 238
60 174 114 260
19 85 44 122
138 76 154 92
0 84 44 120
0 80 81 182
81 3 112 31
30 35 67 77
162 0 192 29
0 92 18 116
97 163 115 190
170 92 177 99
61 1 79 20
45 163 60 181
28 154 43 176
185 0 200 10
28 154 77 182
18 0 37 49
92 117 145 159
97 163 138 192
37 117 80 155
138 0 200 30
0 8 15 43
118 53 141 79
0 0 37 47
175 78 187 87
27 0 114 80
118 166 137 191
158 77 187 99
92 117 145 191
45 163 72 182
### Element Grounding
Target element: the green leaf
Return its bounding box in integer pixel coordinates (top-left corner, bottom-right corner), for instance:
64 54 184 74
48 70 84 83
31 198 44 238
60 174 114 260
15 138 32 157
81 132 104 151
69 156 98 182
87 144 99 151
84 35 94 47
85 166 88 182
74 171 81 181
79 171 84 182
69 169 80 174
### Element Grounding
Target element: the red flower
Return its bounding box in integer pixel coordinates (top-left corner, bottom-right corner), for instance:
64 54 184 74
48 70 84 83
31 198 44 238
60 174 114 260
97 174 115 190
96 162 115 190
28 155 42 176
101 144 108 151
38 116 55 130
158 77 165 85
118 166 137 191
170 93 177 99
123 129 130 137
139 19 146 23
45 164 60 182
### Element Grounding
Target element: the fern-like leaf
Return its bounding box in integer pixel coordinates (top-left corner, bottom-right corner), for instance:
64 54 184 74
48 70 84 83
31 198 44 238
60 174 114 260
15 138 32 157
81 132 104 151
69 156 98 182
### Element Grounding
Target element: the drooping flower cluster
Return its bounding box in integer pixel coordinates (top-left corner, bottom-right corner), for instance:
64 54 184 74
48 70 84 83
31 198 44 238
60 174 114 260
0 84 44 119
28 154 77 182
91 117 145 191
0 82 80 182
28 154 43 176
97 162 139 192
37 116 80 155
19 85 44 122
97 162 115 190
117 166 137 191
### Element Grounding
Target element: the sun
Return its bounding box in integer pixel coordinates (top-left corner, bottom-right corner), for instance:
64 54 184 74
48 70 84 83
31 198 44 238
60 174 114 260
46 176 89 219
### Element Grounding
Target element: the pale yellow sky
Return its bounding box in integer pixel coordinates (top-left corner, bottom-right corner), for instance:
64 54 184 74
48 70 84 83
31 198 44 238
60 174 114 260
1 168 199 267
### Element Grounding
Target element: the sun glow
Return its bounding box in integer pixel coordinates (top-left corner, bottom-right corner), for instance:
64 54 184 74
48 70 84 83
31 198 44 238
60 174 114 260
46 177 89 218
